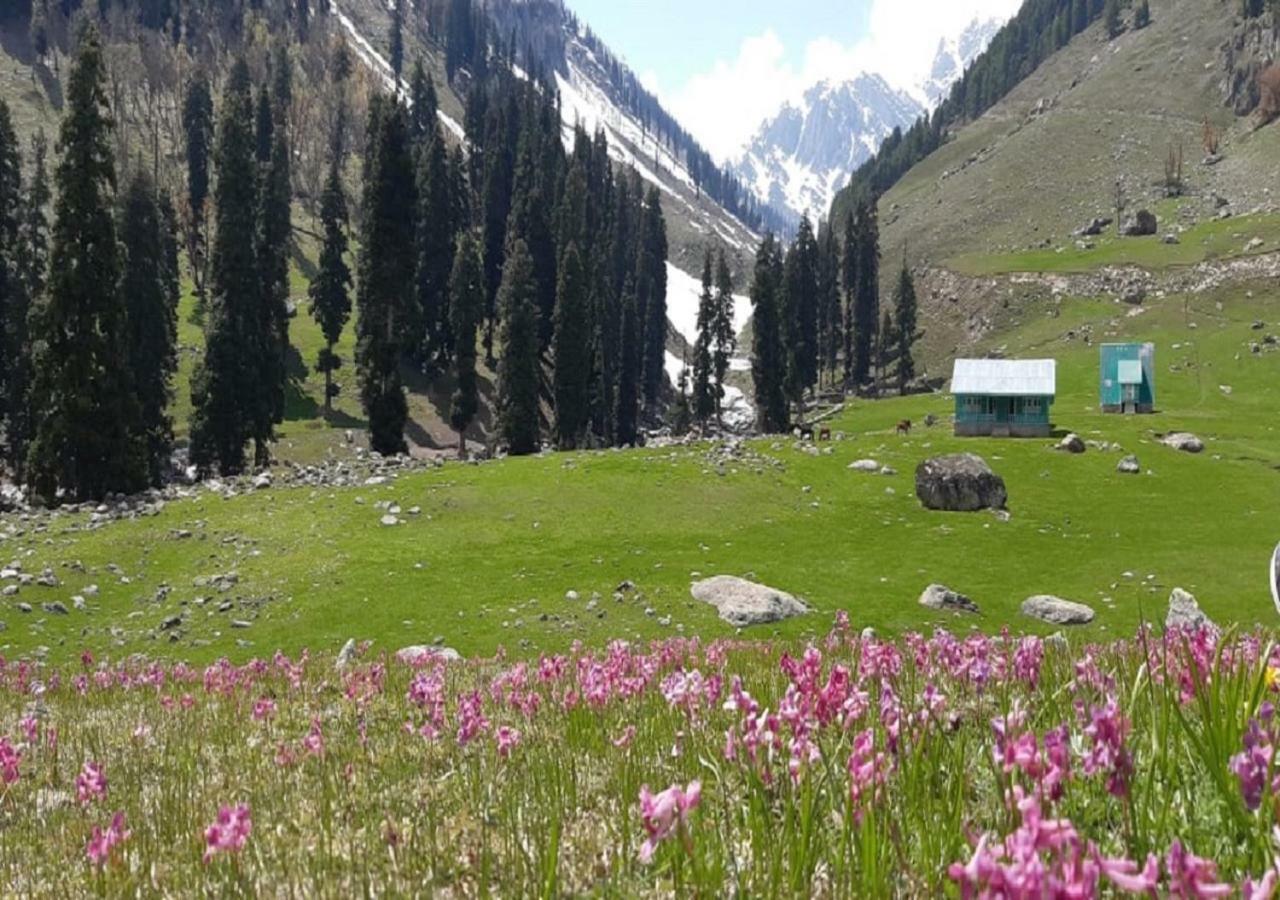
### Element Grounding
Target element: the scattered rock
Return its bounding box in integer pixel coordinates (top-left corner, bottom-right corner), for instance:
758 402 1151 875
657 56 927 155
395 645 462 665
335 638 358 669
1056 433 1086 454
918 583 979 615
1117 455 1141 475
1246 237 1265 252
1161 432 1204 453
41 601 68 616
160 614 182 630
230 619 252 629
380 514 400 527
849 459 880 472
1076 217 1112 237
915 454 1008 512
252 473 272 490
1161 233 1180 245
690 575 809 627
1165 588 1215 632
1021 595 1095 625
1120 210 1158 237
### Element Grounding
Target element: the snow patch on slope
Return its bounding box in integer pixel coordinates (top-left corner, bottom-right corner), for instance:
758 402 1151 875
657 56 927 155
664 263 751 347
329 1 465 140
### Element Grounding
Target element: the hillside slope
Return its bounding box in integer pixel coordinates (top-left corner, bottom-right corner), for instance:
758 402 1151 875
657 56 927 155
861 0 1280 372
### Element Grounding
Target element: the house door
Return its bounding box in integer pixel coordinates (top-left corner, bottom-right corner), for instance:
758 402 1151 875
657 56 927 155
1122 384 1137 415
995 398 1012 424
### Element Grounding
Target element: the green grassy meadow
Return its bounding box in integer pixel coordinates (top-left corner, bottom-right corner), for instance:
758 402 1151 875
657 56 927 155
2 282 1277 666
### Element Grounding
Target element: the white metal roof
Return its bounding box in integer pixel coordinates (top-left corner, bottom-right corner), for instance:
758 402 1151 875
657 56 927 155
951 359 1057 397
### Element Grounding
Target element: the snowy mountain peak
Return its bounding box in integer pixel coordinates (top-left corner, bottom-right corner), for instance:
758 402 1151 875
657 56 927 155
732 15 1005 228
918 17 1003 107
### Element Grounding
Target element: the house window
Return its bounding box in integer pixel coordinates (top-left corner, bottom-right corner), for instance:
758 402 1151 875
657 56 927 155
1023 398 1042 414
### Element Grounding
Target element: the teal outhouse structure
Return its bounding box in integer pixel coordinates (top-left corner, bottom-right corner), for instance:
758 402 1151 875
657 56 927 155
950 359 1056 437
1100 343 1155 413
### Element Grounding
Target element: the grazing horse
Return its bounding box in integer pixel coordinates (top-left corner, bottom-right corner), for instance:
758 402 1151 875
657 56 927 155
896 419 913 436
818 426 832 442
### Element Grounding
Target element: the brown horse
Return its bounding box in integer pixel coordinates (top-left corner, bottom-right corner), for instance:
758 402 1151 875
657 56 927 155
896 419 913 436
818 427 832 442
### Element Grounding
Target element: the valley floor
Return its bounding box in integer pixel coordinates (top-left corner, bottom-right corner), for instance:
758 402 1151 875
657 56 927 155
1 281 1277 666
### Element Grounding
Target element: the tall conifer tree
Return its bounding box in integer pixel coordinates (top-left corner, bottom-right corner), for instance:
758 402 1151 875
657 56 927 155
750 234 788 434
551 242 590 449
893 260 918 393
309 156 351 414
190 60 257 475
27 28 144 500
356 101 416 456
497 238 541 456
118 169 178 485
0 100 23 470
615 276 640 447
637 186 667 407
711 250 736 425
449 232 483 457
691 251 715 425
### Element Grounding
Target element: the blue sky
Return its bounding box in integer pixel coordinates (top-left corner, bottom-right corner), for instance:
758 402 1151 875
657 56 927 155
564 1 871 90
564 0 1022 163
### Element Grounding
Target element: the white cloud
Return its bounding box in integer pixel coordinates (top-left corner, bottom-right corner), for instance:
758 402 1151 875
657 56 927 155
666 0 1022 164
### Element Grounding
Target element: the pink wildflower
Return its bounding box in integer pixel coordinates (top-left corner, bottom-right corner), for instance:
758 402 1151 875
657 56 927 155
637 780 701 864
252 697 277 722
85 812 130 868
612 725 637 749
75 760 108 806
0 736 21 785
203 804 252 863
495 725 521 758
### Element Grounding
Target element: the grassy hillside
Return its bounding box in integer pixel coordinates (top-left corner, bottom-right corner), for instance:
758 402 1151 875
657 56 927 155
878 0 1274 274
2 280 1276 665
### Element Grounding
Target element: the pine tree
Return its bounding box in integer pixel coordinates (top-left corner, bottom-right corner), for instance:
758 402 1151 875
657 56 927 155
637 186 668 407
309 156 351 414
181 73 214 304
893 261 918 393
356 101 416 456
118 168 177 485
750 234 788 434
615 275 640 447
448 231 483 457
850 199 880 390
0 100 23 470
816 224 841 387
877 310 895 387
408 60 438 143
497 238 541 455
190 60 258 475
415 131 455 367
841 210 857 388
783 214 819 420
711 250 736 426
253 78 292 465
9 130 49 477
691 251 715 425
551 242 591 449
27 28 144 501
389 0 405 81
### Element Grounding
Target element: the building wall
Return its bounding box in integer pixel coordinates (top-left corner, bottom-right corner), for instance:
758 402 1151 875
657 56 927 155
954 394 1053 437
1100 343 1156 412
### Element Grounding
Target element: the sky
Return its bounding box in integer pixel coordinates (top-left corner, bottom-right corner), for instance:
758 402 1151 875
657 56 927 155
565 0 1023 163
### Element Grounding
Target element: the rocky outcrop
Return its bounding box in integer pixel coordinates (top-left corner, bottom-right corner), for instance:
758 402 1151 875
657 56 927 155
1120 210 1158 237
691 576 809 627
915 454 1008 512
1056 433 1086 454
1161 433 1205 453
1117 455 1141 475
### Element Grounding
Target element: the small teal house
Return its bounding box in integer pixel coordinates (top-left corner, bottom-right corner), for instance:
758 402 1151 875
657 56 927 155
1100 343 1155 414
951 359 1056 437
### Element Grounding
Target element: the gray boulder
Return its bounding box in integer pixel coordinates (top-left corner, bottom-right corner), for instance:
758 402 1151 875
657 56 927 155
915 454 1008 512
1165 588 1216 632
1056 433 1086 454
1121 210 1158 236
1161 432 1204 453
1021 595 1095 625
849 459 880 473
691 576 808 627
396 645 462 665
1272 542 1280 616
1076 217 1112 237
1117 455 1141 474
918 583 979 615
335 638 358 669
